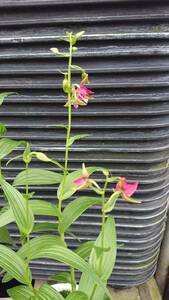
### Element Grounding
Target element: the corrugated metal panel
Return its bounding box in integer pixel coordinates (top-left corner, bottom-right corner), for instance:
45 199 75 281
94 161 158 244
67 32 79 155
0 0 169 288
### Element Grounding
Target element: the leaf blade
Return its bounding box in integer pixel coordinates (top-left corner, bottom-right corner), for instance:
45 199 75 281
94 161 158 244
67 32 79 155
0 178 34 234
14 168 63 186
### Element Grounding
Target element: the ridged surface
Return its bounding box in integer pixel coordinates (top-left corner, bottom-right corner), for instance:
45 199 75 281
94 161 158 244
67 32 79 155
0 0 169 288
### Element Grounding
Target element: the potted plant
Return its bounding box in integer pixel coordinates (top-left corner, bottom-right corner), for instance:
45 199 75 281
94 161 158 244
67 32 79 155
0 31 139 300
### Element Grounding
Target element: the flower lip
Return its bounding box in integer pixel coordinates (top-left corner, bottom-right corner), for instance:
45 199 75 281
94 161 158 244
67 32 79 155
115 177 138 197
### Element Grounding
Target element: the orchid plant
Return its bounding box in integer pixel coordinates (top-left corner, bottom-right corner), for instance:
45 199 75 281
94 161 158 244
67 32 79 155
0 31 139 300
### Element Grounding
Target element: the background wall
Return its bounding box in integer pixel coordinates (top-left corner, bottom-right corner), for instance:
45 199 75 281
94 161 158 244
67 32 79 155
0 0 169 288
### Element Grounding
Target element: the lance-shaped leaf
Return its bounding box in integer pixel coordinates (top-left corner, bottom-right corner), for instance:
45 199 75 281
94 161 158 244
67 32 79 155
14 236 111 299
50 272 71 284
0 226 14 245
0 244 31 284
32 222 58 233
0 138 24 160
2 235 65 283
66 291 89 300
79 216 117 300
39 283 65 300
68 134 90 147
13 168 63 186
75 241 94 260
31 247 111 299
7 285 34 300
60 196 101 233
0 200 60 229
104 191 121 213
0 178 34 234
0 92 16 105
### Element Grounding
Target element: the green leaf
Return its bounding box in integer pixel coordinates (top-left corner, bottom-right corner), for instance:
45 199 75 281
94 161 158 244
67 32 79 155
0 200 60 229
60 196 101 233
68 134 90 147
0 92 16 105
0 138 24 160
93 246 111 259
0 178 34 234
90 216 117 280
79 217 117 300
0 244 31 284
39 283 65 300
66 291 89 300
107 176 119 183
57 167 100 201
71 65 84 72
0 226 14 245
51 48 69 57
0 123 7 136
75 241 94 260
14 168 63 186
104 191 121 213
29 200 60 218
32 222 58 233
21 237 111 299
7 285 34 300
2 235 65 283
49 271 71 284
72 31 85 45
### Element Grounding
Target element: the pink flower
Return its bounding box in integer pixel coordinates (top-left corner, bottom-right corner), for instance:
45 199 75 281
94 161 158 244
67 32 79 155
74 163 90 189
72 82 94 109
115 177 140 203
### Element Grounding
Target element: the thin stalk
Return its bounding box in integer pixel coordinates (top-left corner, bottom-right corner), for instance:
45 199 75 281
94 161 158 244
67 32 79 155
58 33 73 219
90 176 108 300
57 34 76 292
25 161 32 289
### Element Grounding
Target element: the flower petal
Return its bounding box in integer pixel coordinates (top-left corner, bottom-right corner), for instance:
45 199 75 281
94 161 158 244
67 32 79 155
123 181 138 197
74 176 87 187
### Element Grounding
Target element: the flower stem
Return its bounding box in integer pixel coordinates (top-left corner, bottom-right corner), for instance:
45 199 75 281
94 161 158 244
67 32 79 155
25 161 31 288
57 33 76 292
90 176 108 300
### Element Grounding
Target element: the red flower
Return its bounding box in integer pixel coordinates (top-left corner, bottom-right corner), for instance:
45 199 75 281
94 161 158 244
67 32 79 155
115 177 140 203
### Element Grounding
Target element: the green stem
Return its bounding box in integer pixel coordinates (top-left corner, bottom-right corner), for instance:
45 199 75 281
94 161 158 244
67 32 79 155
90 176 108 300
25 161 31 288
57 33 76 292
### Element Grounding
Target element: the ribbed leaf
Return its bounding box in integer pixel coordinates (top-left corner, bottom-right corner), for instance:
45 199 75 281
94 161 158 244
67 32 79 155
0 178 34 234
29 200 60 218
13 168 63 186
7 285 34 300
75 241 94 260
0 208 14 228
2 235 65 283
60 196 101 233
57 167 100 201
39 283 64 300
0 138 24 160
0 226 14 245
50 272 71 284
0 244 31 284
32 222 58 233
27 242 111 299
66 291 89 300
68 134 90 147
104 191 120 213
0 200 59 229
79 216 117 300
